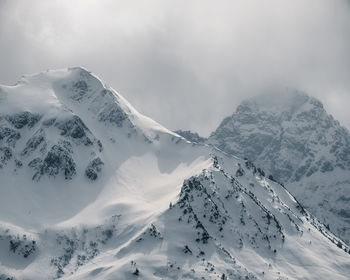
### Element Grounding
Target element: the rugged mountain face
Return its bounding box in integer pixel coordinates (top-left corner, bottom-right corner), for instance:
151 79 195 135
0 71 349 280
209 90 350 244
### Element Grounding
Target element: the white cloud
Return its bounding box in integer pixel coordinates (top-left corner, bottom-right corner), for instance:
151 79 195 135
0 0 349 135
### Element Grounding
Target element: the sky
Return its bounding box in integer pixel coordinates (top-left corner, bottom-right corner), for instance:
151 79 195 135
0 0 349 136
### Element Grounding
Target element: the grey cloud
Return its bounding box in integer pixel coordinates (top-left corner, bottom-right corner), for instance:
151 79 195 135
0 0 349 136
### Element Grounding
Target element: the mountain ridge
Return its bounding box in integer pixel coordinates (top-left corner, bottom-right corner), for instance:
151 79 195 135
0 69 349 279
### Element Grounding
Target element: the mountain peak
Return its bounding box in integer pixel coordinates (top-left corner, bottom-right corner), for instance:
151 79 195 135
211 89 350 181
1 67 104 114
1 67 176 136
209 90 350 244
0 68 182 184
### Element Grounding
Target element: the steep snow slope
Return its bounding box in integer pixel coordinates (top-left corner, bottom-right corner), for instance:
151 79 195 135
209 90 350 244
0 70 349 279
58 155 350 280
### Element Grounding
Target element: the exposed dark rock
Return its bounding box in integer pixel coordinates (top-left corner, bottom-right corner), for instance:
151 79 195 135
55 116 92 145
321 161 334 172
28 157 43 169
0 147 12 168
5 112 41 129
21 128 46 156
9 237 37 258
98 102 128 127
15 159 23 168
0 127 21 147
97 140 103 152
85 157 104 181
29 143 76 181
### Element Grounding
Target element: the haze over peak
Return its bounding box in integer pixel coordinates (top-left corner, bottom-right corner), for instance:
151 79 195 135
237 89 325 115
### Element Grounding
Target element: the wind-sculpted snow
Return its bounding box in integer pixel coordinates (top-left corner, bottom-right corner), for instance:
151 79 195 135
209 90 350 244
0 69 349 279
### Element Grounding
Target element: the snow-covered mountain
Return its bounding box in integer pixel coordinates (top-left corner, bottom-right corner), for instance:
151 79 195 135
0 70 349 280
209 90 350 245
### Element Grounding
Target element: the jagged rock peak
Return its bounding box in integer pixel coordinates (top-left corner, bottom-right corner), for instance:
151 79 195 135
209 89 350 245
210 89 350 183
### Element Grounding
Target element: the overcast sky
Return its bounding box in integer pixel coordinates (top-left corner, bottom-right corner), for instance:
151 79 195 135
0 0 349 136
